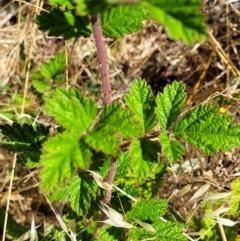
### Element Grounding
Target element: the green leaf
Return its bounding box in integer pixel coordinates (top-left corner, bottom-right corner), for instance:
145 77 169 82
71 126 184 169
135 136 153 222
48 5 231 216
101 5 148 38
85 125 119 154
96 226 119 241
99 102 142 138
125 78 157 134
153 221 187 241
129 219 187 241
0 122 49 166
115 152 131 178
141 0 208 44
159 132 184 161
129 139 160 181
174 105 240 154
0 208 28 239
35 8 92 39
155 81 186 131
40 132 92 191
75 0 108 16
32 79 51 93
98 157 111 177
40 53 66 80
44 88 97 133
68 174 98 217
49 0 74 9
140 138 161 161
48 185 69 202
127 198 168 221
85 102 141 154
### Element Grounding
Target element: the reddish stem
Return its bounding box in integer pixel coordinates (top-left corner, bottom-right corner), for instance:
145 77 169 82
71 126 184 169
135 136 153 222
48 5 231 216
90 14 112 105
91 15 118 238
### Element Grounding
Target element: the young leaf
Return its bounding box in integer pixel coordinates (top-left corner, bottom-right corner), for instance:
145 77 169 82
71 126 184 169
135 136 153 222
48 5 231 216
125 78 157 134
155 81 186 131
35 8 92 39
141 0 208 44
40 53 66 80
126 198 168 221
32 79 51 93
68 174 98 217
129 139 160 181
40 132 92 191
101 5 148 38
159 132 184 161
44 88 97 133
174 104 240 154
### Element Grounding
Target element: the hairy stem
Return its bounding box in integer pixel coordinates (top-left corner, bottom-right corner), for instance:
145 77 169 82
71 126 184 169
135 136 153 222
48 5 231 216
90 14 112 105
91 14 117 238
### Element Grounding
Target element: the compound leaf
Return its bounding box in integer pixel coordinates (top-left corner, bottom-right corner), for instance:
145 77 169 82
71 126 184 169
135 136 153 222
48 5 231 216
159 132 184 161
129 139 160 181
125 78 157 134
40 132 92 191
101 5 148 38
40 53 66 80
155 81 186 131
141 0 207 44
127 198 167 221
44 88 97 133
35 8 91 39
68 174 98 217
174 105 240 154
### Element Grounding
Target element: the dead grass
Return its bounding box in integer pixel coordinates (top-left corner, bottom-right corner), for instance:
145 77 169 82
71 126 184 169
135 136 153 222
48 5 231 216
1 0 240 239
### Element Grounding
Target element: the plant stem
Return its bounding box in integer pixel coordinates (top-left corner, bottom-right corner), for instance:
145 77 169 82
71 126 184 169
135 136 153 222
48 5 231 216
90 14 112 105
93 156 118 238
91 15 117 238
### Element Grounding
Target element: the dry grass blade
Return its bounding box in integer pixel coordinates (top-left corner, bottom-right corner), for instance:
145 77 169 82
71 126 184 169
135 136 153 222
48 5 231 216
30 215 38 241
99 201 133 228
216 217 238 227
89 170 137 202
134 219 156 233
91 171 112 190
52 208 77 241
205 207 230 218
2 153 17 241
177 184 192 197
203 192 231 201
187 184 210 203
